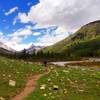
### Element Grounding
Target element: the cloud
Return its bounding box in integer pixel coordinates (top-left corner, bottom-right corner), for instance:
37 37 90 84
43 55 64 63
0 28 32 51
13 18 17 25
16 0 100 30
5 42 32 51
17 13 29 23
5 37 29 51
34 32 68 46
0 32 9 43
4 26 43 51
27 2 31 6
0 24 69 51
5 7 18 16
9 26 42 37
2 0 100 51
0 32 3 36
3 26 68 50
11 28 32 37
33 32 41 36
4 27 32 50
34 27 68 46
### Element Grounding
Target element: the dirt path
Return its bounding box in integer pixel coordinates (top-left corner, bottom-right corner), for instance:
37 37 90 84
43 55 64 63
12 69 49 100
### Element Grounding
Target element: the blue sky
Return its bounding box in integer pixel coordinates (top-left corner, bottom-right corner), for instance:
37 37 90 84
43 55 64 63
0 0 68 50
0 0 100 50
0 0 39 38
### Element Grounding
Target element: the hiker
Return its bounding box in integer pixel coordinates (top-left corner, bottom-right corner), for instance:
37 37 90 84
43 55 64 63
43 60 48 67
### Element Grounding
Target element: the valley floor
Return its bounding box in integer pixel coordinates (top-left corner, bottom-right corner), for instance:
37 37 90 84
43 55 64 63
26 65 100 100
0 56 100 100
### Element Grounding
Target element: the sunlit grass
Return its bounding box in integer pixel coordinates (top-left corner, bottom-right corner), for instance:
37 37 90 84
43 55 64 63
26 66 100 100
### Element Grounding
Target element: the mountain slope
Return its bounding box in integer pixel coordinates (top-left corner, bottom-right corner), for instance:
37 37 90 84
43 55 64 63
25 44 44 54
43 20 100 53
0 42 15 55
0 42 15 52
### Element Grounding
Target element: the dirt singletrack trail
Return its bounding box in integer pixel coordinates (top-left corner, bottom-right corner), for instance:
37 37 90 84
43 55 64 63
12 69 50 100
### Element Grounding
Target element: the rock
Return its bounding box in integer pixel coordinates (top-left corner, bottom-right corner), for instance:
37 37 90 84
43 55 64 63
0 97 5 100
3 74 5 77
81 68 86 71
8 75 11 78
63 90 68 94
53 85 59 90
40 86 45 90
59 79 63 82
9 80 16 87
67 78 71 81
43 94 47 96
70 81 74 85
49 87 52 90
47 78 51 82
40 84 46 90
78 89 84 93
16 71 20 74
75 80 78 83
28 62 33 64
48 92 52 95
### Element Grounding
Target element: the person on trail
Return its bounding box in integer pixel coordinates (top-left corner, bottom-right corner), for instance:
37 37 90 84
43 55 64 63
43 60 48 67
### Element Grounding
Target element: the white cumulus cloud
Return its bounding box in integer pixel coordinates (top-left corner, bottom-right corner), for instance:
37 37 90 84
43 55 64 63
16 0 100 30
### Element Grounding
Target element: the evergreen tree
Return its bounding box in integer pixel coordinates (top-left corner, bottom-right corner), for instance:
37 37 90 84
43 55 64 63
22 49 26 59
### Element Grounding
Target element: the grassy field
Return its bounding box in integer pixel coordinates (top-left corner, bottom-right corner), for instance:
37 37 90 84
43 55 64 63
0 56 100 100
26 65 100 100
0 56 45 99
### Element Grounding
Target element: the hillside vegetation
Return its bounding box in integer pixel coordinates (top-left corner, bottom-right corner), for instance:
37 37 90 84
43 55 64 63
42 20 100 60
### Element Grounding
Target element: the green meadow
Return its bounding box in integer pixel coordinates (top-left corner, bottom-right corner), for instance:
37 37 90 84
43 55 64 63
26 66 100 100
0 56 100 100
0 56 45 99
